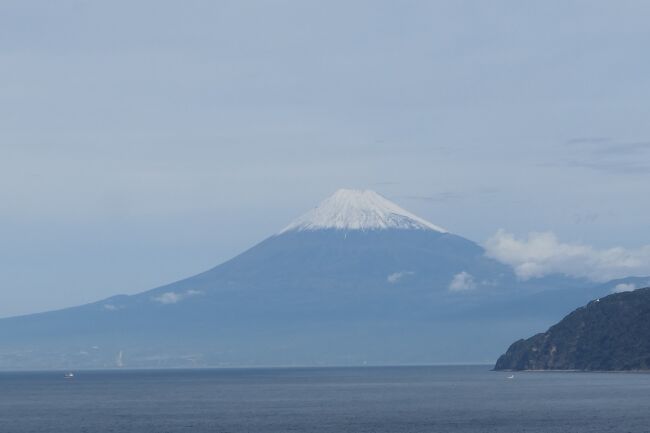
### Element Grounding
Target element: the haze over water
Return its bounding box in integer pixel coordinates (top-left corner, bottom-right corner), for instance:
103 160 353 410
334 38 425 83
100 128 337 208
2 366 649 433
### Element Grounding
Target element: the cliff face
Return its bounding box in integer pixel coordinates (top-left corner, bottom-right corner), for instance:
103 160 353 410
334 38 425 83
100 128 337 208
495 287 650 371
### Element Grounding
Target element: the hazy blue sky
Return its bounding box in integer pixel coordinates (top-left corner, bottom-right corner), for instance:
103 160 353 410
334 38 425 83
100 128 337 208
2 1 650 316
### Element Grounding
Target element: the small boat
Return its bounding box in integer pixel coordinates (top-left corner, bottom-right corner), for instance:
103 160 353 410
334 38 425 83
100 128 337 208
64 372 75 379
507 375 515 379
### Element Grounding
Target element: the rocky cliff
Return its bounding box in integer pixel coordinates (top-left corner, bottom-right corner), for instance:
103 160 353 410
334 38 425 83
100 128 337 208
495 287 650 371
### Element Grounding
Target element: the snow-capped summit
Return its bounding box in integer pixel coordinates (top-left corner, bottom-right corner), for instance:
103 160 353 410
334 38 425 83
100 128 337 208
280 189 447 233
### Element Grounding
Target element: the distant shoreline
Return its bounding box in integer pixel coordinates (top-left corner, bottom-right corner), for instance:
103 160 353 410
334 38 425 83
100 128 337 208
0 363 495 374
493 369 650 374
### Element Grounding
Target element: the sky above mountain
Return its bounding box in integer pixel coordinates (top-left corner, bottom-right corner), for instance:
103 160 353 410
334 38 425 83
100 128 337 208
1 1 650 317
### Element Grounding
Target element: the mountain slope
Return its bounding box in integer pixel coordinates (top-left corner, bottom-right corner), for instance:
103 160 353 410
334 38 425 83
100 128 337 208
0 189 622 369
494 287 650 371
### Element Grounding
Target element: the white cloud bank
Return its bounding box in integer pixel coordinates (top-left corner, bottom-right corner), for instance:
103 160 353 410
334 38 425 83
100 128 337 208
485 230 650 282
153 289 202 304
449 271 476 292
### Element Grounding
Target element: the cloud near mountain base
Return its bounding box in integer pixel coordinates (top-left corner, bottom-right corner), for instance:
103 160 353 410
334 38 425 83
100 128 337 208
152 289 202 304
448 271 476 292
484 230 650 282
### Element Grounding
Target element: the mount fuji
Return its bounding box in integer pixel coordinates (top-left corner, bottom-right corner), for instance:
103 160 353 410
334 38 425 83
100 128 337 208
0 189 623 369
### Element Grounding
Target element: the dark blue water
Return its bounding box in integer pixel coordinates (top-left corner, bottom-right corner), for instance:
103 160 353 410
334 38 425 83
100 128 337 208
1 365 649 432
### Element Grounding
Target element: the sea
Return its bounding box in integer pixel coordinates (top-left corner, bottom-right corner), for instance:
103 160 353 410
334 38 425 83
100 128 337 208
1 365 649 433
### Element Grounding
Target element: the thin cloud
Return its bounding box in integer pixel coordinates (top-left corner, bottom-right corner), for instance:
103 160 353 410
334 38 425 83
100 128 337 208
402 192 461 203
400 188 499 204
370 181 399 187
567 159 650 175
565 137 612 145
563 138 650 175
572 212 600 225
593 141 650 156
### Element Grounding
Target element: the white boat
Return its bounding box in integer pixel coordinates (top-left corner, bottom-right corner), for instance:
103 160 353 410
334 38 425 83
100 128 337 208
507 374 514 379
64 372 75 379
